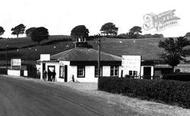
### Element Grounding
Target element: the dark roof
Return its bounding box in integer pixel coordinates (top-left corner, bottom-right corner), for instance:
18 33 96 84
51 48 122 61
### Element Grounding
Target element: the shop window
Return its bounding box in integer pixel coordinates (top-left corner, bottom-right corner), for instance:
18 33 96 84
77 66 85 78
110 66 119 76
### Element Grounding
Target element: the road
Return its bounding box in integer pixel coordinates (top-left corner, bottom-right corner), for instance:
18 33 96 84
0 76 144 116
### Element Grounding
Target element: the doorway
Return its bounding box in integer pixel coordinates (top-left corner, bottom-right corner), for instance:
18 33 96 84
47 65 55 81
143 67 151 79
60 65 67 82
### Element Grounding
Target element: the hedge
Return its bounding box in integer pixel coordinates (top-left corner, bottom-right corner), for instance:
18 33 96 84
163 73 190 81
0 68 7 74
98 77 190 108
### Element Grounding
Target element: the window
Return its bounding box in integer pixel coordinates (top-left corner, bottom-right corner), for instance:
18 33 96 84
110 66 119 76
60 66 65 79
129 70 138 77
129 70 133 76
77 66 85 78
133 71 137 76
95 66 102 77
60 66 67 79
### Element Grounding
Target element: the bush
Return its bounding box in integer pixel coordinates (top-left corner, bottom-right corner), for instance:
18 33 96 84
26 64 38 78
98 77 190 108
0 68 7 74
163 73 190 81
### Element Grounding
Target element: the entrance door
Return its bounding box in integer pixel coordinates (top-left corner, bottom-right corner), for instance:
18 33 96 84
42 63 46 72
60 65 67 82
143 67 151 79
47 66 55 81
42 63 46 79
48 66 55 72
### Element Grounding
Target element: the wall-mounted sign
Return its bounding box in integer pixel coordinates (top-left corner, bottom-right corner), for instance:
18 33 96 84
122 55 141 76
11 59 21 66
40 54 50 61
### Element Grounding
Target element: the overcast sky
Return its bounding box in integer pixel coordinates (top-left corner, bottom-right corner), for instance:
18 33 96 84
0 0 189 37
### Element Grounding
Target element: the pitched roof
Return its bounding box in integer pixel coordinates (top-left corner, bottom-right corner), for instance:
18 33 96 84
51 48 122 61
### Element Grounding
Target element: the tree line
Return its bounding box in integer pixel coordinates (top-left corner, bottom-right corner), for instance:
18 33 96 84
2 22 190 41
0 24 49 43
0 22 164 40
0 23 190 73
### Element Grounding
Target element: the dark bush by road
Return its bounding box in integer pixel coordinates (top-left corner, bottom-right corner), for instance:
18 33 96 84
98 77 190 108
163 73 190 81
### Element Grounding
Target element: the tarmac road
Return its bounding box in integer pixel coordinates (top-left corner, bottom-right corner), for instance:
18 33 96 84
0 76 144 116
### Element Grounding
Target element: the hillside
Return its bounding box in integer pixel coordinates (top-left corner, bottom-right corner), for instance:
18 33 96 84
0 35 71 50
0 36 165 65
90 38 164 60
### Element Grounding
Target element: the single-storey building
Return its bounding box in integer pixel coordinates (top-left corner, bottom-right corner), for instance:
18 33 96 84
36 40 176 82
38 47 123 82
37 48 167 82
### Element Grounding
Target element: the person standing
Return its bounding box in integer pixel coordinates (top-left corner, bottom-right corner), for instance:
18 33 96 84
52 69 56 82
48 69 52 81
43 70 47 81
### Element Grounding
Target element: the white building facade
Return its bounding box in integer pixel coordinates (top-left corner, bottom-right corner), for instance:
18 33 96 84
38 48 123 83
37 48 163 82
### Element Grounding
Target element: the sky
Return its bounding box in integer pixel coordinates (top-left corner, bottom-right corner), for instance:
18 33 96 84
0 0 189 37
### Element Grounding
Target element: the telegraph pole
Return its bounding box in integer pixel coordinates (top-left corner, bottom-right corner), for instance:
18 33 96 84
6 45 8 71
98 34 101 78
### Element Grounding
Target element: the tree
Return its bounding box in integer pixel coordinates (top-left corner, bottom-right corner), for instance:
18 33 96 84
11 24 26 38
129 26 142 39
185 32 190 38
71 25 89 42
31 27 49 44
0 26 5 36
100 22 118 36
26 27 36 37
159 37 190 71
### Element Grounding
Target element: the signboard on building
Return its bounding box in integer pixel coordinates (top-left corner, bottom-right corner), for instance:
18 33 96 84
122 55 141 77
11 59 21 66
40 54 50 61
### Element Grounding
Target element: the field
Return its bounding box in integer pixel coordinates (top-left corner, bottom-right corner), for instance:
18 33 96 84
0 35 177 66
0 36 169 66
0 35 72 65
90 38 164 60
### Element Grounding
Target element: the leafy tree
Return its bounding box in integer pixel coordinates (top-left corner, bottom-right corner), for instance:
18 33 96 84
0 26 5 36
11 24 26 38
100 22 118 36
26 27 36 37
129 26 142 39
71 25 89 42
185 32 190 38
159 37 190 71
31 27 49 44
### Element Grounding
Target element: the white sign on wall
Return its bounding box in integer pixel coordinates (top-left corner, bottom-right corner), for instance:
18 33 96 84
122 55 141 76
11 59 21 66
40 54 50 61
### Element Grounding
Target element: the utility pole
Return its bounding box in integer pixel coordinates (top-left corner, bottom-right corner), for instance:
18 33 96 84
6 45 8 71
98 34 101 79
